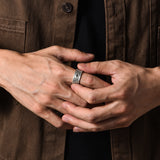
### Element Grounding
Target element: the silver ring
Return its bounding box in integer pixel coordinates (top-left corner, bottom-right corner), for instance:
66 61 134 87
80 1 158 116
72 69 83 84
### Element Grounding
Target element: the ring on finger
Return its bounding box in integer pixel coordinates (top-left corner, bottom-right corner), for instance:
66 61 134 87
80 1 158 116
72 69 83 84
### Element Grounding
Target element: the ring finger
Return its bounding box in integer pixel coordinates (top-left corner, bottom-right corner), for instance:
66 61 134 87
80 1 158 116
62 114 121 132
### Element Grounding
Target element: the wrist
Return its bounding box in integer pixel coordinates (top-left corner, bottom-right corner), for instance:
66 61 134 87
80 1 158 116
152 66 160 83
149 66 160 106
0 49 22 88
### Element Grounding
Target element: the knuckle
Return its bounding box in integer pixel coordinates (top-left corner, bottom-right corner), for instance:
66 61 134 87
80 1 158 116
54 120 64 128
86 75 94 86
117 105 128 115
80 101 88 107
34 93 52 105
42 111 51 119
87 93 96 104
54 66 65 77
33 103 44 115
118 89 128 99
87 112 97 123
51 83 60 92
90 124 99 132
119 117 131 128
111 60 122 70
40 95 52 105
72 48 80 53
105 95 110 101
66 91 72 99
114 60 121 64
50 83 61 95
52 45 61 51
112 60 122 66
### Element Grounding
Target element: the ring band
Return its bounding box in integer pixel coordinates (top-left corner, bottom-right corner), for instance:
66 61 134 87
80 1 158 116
72 69 83 84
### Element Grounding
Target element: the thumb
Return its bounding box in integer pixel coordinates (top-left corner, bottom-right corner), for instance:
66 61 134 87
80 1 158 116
36 46 94 62
78 61 115 75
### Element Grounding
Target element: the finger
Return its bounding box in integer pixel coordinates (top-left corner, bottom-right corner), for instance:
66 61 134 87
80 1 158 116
39 108 65 128
40 109 73 129
7 85 71 128
62 101 120 123
73 115 130 132
27 101 73 129
62 114 122 132
33 92 70 114
64 67 110 89
40 106 73 129
36 81 87 108
36 46 94 62
57 85 87 107
62 114 97 131
80 72 111 89
78 61 116 75
47 98 68 114
71 84 117 104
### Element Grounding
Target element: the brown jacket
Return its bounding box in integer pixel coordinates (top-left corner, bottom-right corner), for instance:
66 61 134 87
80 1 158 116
0 0 159 160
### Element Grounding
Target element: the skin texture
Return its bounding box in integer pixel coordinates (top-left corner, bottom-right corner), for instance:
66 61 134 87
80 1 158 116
0 46 109 129
62 60 160 132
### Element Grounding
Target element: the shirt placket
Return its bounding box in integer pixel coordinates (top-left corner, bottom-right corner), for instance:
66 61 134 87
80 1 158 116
104 0 132 160
53 0 79 48
42 1 79 160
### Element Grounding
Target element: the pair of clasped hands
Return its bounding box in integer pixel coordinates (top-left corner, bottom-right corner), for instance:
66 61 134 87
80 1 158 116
1 46 160 132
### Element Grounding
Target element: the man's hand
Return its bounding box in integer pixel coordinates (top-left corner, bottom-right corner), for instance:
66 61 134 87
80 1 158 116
62 60 160 132
0 46 108 129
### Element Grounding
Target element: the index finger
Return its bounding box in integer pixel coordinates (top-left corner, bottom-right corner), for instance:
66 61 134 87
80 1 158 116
71 84 117 104
80 72 110 89
62 101 120 124
64 67 110 89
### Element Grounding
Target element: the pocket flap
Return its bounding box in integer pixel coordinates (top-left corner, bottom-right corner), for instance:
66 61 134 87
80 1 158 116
0 18 25 34
0 18 26 52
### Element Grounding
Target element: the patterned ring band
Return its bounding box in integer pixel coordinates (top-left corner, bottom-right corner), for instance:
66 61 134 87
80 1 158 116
72 69 83 84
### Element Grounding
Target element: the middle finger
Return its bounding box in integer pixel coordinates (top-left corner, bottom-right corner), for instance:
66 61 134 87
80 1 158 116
62 101 120 123
65 67 110 89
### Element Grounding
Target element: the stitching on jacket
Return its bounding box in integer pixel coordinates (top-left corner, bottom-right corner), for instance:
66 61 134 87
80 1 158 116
0 24 24 29
0 27 25 34
0 17 26 23
0 19 25 33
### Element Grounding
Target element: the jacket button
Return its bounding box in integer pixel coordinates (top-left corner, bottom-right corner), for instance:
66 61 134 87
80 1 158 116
62 3 73 13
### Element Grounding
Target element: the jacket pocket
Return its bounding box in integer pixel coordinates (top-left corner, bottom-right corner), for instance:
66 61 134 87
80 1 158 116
0 18 26 53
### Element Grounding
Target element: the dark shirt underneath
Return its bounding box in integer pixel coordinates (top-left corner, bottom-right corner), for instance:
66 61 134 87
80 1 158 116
65 0 112 160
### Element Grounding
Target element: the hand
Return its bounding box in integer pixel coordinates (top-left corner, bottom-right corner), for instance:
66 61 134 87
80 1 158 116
62 60 160 132
0 46 108 129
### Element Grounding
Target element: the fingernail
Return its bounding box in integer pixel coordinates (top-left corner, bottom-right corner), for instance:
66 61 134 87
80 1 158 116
62 116 70 122
73 127 80 132
78 63 86 68
87 54 94 57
